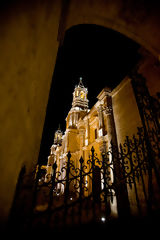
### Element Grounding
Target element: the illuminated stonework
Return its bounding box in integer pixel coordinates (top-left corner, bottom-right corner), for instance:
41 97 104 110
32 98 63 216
72 77 89 110
45 79 117 185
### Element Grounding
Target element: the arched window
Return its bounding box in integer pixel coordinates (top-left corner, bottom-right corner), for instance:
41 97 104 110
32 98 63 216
76 90 79 97
95 129 97 139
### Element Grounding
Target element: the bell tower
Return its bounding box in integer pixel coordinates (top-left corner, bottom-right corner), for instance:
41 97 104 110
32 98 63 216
66 77 89 129
54 125 63 146
72 77 89 110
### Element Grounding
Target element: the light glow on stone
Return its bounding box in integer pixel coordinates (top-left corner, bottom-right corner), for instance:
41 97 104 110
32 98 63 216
101 217 106 222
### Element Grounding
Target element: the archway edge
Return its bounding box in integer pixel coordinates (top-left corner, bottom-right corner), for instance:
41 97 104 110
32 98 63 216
60 0 160 59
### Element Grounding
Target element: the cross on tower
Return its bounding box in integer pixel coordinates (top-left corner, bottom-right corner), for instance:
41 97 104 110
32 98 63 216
78 77 84 87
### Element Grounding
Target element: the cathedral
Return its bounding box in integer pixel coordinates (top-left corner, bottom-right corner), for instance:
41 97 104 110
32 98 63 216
43 75 160 220
45 78 117 186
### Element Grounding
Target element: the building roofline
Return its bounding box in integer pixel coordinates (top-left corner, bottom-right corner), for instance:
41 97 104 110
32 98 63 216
97 87 112 100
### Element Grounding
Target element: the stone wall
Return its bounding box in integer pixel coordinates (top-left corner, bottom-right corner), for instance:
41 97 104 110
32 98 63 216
0 0 61 226
112 77 142 145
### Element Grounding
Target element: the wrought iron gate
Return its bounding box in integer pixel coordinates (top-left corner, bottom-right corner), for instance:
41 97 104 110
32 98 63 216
131 72 160 192
27 126 160 231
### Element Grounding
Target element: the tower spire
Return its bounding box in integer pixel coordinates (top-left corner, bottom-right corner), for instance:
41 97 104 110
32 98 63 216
78 77 84 88
58 123 61 131
71 77 89 110
54 125 63 146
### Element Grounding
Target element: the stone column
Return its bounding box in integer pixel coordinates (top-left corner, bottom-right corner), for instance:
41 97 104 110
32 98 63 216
84 117 89 146
45 154 55 183
97 104 104 138
79 129 85 159
103 94 130 218
97 88 130 218
103 95 117 149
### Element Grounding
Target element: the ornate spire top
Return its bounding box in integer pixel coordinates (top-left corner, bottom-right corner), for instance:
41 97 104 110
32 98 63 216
58 124 61 131
78 77 84 88
71 77 89 110
54 125 63 146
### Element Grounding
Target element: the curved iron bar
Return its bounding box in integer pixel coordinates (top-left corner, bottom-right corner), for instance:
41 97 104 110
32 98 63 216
117 136 149 185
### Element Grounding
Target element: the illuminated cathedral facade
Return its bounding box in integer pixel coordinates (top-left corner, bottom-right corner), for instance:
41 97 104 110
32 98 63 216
45 77 117 187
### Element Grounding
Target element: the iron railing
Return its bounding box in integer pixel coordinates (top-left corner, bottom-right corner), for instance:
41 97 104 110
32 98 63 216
25 127 160 231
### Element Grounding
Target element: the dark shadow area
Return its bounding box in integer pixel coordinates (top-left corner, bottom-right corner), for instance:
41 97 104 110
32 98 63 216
38 24 140 165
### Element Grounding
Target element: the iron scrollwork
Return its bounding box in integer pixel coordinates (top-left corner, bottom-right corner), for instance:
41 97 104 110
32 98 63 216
27 126 160 230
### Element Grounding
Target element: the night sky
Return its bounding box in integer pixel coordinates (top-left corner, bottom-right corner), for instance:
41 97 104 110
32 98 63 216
38 24 140 164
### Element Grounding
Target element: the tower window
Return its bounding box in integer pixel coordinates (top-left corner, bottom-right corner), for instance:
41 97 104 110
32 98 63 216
80 91 84 99
95 129 97 139
76 90 79 97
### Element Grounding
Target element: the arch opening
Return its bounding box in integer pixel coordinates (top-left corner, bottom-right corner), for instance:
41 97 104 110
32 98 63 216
38 24 141 165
